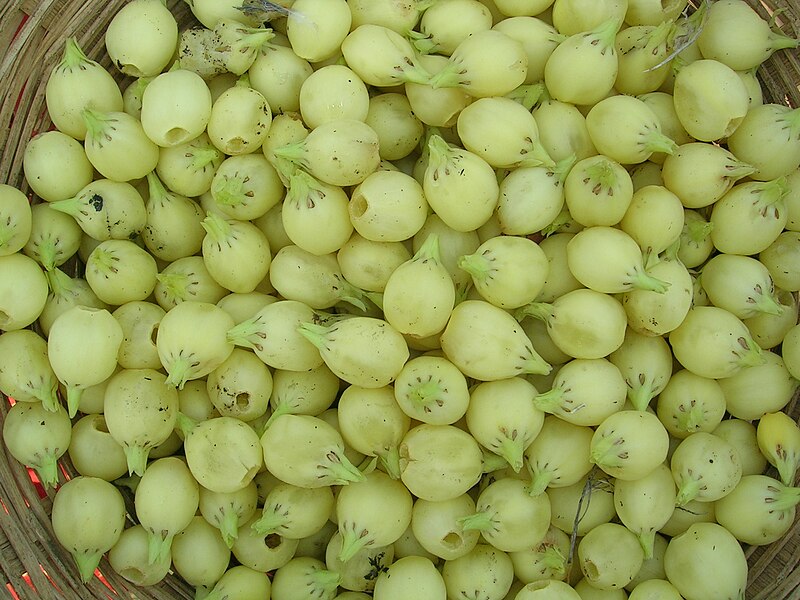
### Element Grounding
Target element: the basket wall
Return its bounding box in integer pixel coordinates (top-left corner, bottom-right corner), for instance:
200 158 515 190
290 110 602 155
0 0 799 599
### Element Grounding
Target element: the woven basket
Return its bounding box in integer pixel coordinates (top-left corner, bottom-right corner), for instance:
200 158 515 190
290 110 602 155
1 0 799 598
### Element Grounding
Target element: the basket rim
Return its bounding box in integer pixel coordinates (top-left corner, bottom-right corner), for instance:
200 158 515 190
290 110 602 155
1 0 800 599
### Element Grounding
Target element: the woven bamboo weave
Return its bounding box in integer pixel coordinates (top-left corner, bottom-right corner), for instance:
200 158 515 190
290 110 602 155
0 1 799 599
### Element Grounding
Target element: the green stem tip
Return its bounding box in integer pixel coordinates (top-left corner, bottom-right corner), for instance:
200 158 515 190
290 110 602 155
250 505 287 536
124 443 151 477
73 550 103 583
147 530 174 566
323 451 366 486
219 508 241 549
200 212 233 243
496 437 525 473
627 379 657 412
632 268 671 293
33 455 60 490
638 529 656 560
81 107 113 142
644 131 678 156
675 477 702 507
458 511 494 533
378 445 402 480
735 335 766 368
66 385 83 419
175 411 198 439
526 466 554 497
338 528 372 563
61 37 92 69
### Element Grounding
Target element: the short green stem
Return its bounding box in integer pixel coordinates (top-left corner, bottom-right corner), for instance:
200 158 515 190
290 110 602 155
262 401 291 431
723 159 756 181
272 140 308 169
458 511 494 533
81 108 113 143
337 284 368 312
428 63 464 89
48 196 81 218
638 529 656 560
250 505 287 536
35 238 58 272
454 279 473 306
34 382 61 413
212 175 248 208
90 247 117 276
73 550 103 583
227 314 266 351
310 568 342 593
685 219 714 244
146 171 169 202
643 131 678 156
324 453 366 486
398 60 433 85
514 302 553 324
164 357 192 389
191 145 223 171
286 168 318 207
408 379 444 410
481 449 510 473
533 388 566 414
339 528 370 563
771 484 800 511
647 19 675 54
66 385 83 419
200 212 233 244
219 507 240 548
627 379 656 412
147 530 174 566
540 207 574 237
735 336 766 368
413 232 441 263
632 268 671 293
585 158 619 192
34 455 60 490
753 292 785 316
406 29 441 55
378 445 402 480
526 467 554 497
776 454 800 487
675 477 702 507
759 176 790 206
506 82 547 111
540 545 566 577
156 273 190 303
519 141 556 169
426 133 452 169
496 436 525 473
458 252 491 284
524 353 552 376
552 153 578 183
232 28 276 53
296 322 331 352
175 412 198 439
114 474 141 494
589 434 623 471
593 17 623 48
768 30 800 54
62 37 91 69
124 443 151 477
